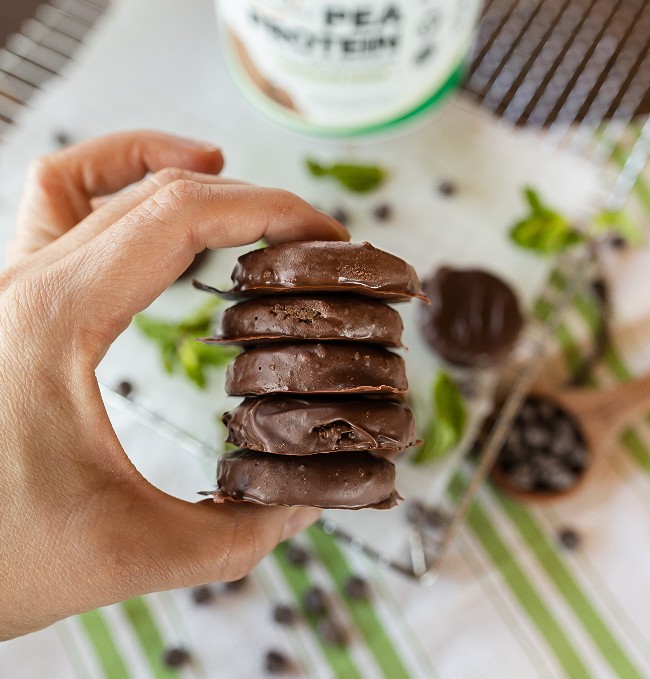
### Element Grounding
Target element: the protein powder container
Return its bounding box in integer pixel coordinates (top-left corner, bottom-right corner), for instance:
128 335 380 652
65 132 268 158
217 1 483 137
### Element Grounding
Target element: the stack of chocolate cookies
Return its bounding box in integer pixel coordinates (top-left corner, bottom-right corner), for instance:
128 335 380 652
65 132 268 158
195 241 427 510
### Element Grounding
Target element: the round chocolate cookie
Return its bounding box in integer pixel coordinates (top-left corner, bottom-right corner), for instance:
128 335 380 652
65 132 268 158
225 343 408 396
223 396 417 455
203 294 403 347
215 449 400 509
420 267 523 367
195 241 428 302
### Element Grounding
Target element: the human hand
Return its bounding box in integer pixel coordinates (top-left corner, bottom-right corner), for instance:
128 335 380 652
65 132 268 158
0 130 348 639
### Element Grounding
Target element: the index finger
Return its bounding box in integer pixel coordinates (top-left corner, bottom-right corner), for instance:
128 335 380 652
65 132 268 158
56 180 348 362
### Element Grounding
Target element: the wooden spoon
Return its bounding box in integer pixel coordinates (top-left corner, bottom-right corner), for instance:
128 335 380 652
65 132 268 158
493 373 650 502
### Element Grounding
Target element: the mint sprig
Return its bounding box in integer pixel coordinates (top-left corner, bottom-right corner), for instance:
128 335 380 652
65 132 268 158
413 372 467 464
135 298 238 389
510 187 585 255
306 159 387 193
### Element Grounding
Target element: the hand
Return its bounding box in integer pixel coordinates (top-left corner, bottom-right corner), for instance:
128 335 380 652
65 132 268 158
0 130 348 640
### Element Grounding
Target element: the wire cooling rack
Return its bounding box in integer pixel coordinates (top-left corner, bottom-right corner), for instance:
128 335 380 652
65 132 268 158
2 0 650 583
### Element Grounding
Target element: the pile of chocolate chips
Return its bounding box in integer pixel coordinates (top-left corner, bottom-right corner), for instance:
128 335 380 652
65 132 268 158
495 395 589 494
196 240 427 509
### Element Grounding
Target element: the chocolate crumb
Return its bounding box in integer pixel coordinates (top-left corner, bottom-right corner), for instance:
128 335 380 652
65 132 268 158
115 380 134 398
53 130 72 147
273 604 297 625
224 576 247 592
317 619 347 646
303 586 327 615
265 649 290 674
191 585 213 605
372 203 392 222
285 544 309 567
609 235 628 250
558 527 581 550
331 207 349 226
344 575 370 601
162 647 190 668
437 180 457 197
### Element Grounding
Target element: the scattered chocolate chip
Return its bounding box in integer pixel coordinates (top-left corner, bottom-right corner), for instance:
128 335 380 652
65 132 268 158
115 380 134 398
558 527 581 550
273 604 297 625
425 507 450 529
317 619 347 646
303 586 327 615
344 575 370 601
415 45 434 64
405 500 426 525
53 130 72 147
609 235 628 249
590 278 608 303
265 649 290 674
507 462 536 491
224 576 247 592
437 180 457 197
285 544 309 567
191 585 213 605
162 647 190 668
372 203 392 222
331 207 349 226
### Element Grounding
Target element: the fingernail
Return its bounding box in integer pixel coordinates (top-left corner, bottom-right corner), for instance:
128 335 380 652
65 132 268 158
281 508 321 542
180 136 221 153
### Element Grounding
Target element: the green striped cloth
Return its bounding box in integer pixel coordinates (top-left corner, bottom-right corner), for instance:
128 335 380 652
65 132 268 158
3 130 650 679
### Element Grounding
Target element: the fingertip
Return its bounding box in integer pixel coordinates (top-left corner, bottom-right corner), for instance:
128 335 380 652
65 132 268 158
281 507 322 541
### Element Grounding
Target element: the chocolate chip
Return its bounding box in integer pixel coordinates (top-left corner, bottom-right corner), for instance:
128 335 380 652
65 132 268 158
285 544 309 567
331 207 349 226
265 649 290 674
415 45 434 64
609 235 628 249
372 203 392 222
534 458 576 491
507 462 536 491
224 576 247 592
191 585 213 605
303 586 327 615
162 647 190 668
273 604 297 625
317 619 347 646
53 130 72 147
558 527 581 550
590 278 608 303
525 425 551 448
425 507 450 529
115 380 134 398
437 180 457 197
344 575 370 601
405 500 426 524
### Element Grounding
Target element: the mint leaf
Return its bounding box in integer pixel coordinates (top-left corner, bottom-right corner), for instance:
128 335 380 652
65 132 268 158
135 298 238 389
413 372 467 464
591 208 643 246
509 187 585 255
306 158 387 193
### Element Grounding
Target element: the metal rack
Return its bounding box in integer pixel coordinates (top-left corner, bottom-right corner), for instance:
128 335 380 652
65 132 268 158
3 0 650 583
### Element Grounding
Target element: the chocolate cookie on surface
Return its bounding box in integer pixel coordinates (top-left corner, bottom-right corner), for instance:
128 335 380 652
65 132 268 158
215 449 400 509
420 267 524 368
223 396 417 455
225 343 408 396
203 294 403 347
194 241 428 302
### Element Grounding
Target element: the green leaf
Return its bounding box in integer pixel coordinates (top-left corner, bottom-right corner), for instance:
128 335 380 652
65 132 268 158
305 158 387 193
134 298 234 390
509 186 585 255
591 208 644 246
412 372 467 464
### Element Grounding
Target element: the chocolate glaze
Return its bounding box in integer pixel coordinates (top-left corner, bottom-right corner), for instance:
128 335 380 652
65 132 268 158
216 449 400 509
420 267 524 368
225 342 408 396
202 294 403 347
194 241 428 303
223 396 417 455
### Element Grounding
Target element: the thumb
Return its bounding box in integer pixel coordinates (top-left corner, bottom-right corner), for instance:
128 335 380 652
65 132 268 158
123 485 320 592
